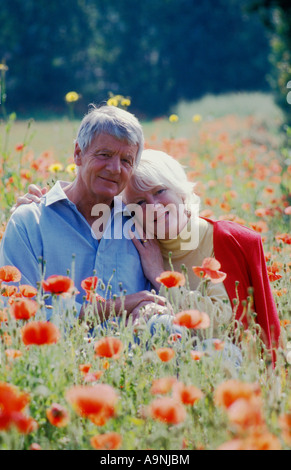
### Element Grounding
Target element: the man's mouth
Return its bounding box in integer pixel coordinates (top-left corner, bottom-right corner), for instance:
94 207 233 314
98 176 118 184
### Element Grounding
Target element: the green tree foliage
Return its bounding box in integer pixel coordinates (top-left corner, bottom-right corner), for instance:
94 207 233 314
0 0 272 118
246 0 291 123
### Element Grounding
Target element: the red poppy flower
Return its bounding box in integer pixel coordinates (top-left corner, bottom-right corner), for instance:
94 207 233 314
173 310 210 329
149 397 187 425
46 403 70 428
19 285 38 298
1 284 18 297
150 377 177 395
42 275 74 294
156 271 185 288
10 299 38 320
81 276 98 292
172 382 204 406
21 321 61 346
156 347 175 362
90 432 122 450
192 258 226 284
0 382 37 434
66 384 119 425
94 336 123 359
0 266 21 283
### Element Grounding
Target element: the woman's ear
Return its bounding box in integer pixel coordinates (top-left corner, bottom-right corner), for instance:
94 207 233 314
74 142 82 166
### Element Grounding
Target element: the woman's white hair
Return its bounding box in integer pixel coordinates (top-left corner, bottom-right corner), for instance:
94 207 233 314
75 104 144 166
126 149 200 209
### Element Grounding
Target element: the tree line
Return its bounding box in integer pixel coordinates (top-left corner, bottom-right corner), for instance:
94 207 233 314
0 0 290 120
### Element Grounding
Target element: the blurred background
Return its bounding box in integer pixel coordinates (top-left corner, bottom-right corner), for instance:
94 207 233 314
0 0 290 122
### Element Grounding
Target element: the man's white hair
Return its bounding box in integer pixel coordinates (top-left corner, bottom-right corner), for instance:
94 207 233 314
75 104 144 166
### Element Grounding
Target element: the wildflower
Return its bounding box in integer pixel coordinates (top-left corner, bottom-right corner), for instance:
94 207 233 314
192 114 202 123
19 284 38 298
94 337 123 359
190 351 205 361
65 163 77 174
275 233 291 245
213 339 225 351
30 443 42 450
0 265 21 283
226 397 265 431
155 271 185 288
15 143 25 152
107 97 119 107
21 321 61 346
267 267 282 282
0 382 37 434
156 347 175 362
66 384 119 425
5 349 22 360
65 91 80 103
284 206 291 215
48 163 64 173
90 432 122 450
83 371 103 383
172 382 204 406
150 377 177 395
1 284 18 297
214 379 261 409
46 403 70 428
0 63 8 72
9 298 38 320
173 309 210 329
121 98 131 107
79 363 92 375
192 258 227 284
167 333 182 344
149 397 187 425
217 432 281 450
42 275 74 295
169 114 179 123
81 276 98 292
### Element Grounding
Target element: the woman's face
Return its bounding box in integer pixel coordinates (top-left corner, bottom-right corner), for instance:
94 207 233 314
123 180 188 240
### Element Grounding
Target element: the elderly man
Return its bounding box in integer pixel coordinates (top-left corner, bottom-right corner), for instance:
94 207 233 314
0 105 166 320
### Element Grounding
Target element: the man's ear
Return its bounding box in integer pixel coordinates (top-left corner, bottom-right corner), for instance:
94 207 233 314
74 142 82 166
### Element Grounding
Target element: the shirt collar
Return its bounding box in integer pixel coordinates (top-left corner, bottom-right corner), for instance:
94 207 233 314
45 181 70 207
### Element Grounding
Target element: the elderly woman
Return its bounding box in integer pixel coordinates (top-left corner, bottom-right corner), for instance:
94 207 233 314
122 149 281 362
14 149 281 363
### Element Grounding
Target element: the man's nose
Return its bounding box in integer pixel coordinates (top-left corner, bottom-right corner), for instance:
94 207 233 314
107 156 121 173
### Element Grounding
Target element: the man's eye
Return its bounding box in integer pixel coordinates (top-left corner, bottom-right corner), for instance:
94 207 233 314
136 200 145 206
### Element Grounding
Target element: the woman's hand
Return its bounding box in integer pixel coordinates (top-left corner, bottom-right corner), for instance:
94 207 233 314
11 184 47 213
129 227 164 291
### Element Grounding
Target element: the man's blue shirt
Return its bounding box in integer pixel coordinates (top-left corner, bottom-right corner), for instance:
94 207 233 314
0 181 151 314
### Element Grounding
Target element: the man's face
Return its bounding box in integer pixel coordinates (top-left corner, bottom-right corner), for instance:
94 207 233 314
75 133 138 204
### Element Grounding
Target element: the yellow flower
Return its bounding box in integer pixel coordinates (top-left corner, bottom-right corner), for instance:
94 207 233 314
48 163 64 173
192 114 202 123
0 64 8 72
169 114 179 123
65 91 80 103
121 98 131 107
107 97 119 107
66 163 77 174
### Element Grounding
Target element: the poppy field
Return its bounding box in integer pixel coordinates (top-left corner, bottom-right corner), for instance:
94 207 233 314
0 93 291 451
